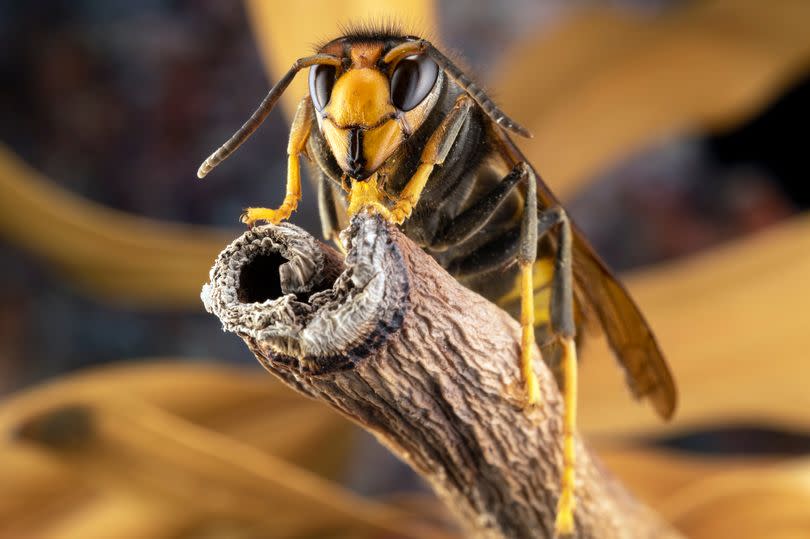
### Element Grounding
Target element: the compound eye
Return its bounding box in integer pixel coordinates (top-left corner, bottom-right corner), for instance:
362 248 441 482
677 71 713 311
309 64 336 111
390 54 439 112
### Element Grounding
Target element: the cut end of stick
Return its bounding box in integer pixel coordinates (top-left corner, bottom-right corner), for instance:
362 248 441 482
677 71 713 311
201 216 408 375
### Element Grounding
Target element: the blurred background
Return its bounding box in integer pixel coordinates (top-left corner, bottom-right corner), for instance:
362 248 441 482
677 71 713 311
1 1 809 538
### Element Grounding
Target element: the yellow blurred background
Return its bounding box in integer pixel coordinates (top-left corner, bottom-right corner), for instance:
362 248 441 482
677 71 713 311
1 1 809 538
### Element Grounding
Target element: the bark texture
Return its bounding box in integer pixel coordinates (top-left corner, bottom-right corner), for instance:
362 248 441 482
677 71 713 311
202 214 680 539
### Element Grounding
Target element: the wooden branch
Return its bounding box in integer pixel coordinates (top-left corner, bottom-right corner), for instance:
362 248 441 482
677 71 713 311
202 214 681 539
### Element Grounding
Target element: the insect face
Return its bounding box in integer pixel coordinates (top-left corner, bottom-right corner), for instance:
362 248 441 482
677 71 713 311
309 42 442 180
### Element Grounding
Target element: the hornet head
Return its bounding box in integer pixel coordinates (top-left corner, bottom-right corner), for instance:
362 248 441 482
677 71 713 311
309 36 442 180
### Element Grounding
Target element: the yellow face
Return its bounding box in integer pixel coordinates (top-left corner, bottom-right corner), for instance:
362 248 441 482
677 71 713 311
309 42 442 180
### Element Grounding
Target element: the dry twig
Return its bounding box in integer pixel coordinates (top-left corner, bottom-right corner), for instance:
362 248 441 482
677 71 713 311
202 214 680 539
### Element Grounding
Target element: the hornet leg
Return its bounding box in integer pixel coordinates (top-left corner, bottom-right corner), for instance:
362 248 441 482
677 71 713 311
531 204 579 536
360 95 474 224
500 163 580 535
242 97 313 227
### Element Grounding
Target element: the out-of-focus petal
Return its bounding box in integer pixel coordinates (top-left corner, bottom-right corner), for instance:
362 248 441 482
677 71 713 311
596 444 776 506
581 214 810 436
598 445 810 539
662 457 810 539
494 0 810 199
0 145 229 308
0 361 451 539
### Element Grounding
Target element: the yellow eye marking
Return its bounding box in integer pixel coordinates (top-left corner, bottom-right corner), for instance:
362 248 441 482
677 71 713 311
362 119 404 173
325 69 395 128
321 120 351 172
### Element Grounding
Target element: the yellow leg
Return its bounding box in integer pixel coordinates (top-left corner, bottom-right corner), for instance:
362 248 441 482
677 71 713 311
242 153 302 226
554 336 578 535
520 263 540 404
389 163 434 224
386 97 470 223
242 97 312 227
343 96 471 226
344 158 436 225
351 95 471 224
